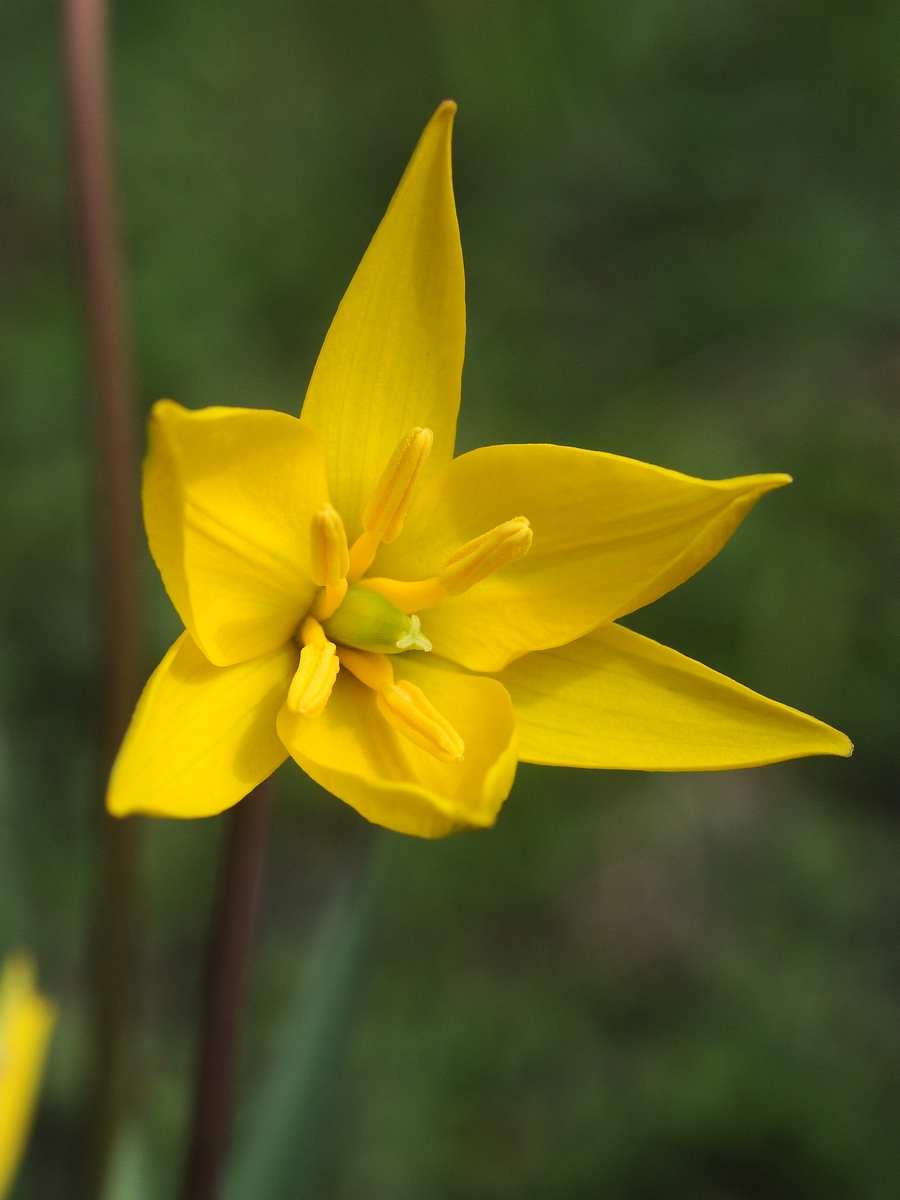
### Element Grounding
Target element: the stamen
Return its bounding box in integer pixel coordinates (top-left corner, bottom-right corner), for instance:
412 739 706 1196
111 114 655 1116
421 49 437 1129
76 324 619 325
312 578 347 621
346 530 380 585
439 517 532 595
336 646 394 691
286 638 339 718
377 683 465 763
337 648 464 763
358 517 533 613
348 427 433 579
310 505 349 586
357 577 446 612
364 427 433 543
310 505 350 620
298 615 328 647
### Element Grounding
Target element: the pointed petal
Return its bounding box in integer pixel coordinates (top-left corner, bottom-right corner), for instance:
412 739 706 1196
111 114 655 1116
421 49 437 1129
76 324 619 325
277 657 517 838
107 632 297 818
300 102 465 540
377 443 790 671
144 401 329 666
496 622 852 770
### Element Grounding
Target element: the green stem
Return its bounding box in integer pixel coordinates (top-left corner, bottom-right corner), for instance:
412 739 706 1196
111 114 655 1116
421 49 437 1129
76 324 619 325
225 829 385 1200
62 0 143 1194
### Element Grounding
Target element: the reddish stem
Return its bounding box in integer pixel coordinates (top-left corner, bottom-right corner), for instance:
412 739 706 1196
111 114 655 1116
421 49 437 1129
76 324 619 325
62 0 142 1195
181 784 273 1200
64 0 139 648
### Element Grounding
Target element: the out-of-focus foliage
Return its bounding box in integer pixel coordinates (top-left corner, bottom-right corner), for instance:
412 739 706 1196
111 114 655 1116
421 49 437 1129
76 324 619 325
1 0 899 1197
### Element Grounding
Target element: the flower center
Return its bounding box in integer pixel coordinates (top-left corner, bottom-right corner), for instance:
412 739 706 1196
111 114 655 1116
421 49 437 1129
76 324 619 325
321 585 432 654
287 428 533 763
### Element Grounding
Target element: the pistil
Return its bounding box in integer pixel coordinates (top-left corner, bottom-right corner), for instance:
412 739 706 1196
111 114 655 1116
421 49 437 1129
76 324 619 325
322 586 431 654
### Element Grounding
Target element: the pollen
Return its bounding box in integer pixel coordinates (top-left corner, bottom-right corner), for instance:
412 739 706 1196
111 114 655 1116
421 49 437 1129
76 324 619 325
310 504 349 586
364 426 433 542
287 616 339 718
377 682 465 763
438 517 532 596
348 427 433 580
310 505 350 620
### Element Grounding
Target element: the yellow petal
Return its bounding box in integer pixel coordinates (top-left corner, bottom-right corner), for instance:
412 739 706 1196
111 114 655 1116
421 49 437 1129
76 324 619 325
144 401 329 666
376 443 790 671
300 102 465 541
496 622 852 770
277 657 517 838
107 632 297 818
0 956 55 1200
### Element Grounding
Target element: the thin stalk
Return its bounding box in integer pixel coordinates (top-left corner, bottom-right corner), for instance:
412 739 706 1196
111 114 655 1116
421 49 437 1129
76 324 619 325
62 0 142 1195
181 783 273 1200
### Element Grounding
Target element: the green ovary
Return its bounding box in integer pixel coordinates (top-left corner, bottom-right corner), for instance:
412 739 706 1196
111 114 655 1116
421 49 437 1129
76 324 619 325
322 585 431 654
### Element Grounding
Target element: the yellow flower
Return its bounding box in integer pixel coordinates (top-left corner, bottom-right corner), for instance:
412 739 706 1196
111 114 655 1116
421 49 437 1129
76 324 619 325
0 955 55 1199
108 102 850 838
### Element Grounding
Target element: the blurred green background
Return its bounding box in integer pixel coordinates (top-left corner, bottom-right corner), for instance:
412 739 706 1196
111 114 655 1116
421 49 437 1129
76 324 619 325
2 0 900 1196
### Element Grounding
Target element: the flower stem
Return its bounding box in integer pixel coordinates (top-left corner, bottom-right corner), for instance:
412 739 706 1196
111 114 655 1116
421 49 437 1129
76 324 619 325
62 0 143 1196
181 783 273 1200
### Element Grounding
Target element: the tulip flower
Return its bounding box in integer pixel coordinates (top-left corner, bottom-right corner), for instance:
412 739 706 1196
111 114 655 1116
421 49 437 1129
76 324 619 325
0 955 55 1198
108 102 850 838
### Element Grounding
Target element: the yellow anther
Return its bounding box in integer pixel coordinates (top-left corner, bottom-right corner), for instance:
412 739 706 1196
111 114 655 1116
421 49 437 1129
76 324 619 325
287 636 339 719
364 427 433 542
348 427 433 580
337 648 464 763
310 505 349 587
377 682 465 763
310 505 350 620
439 517 532 596
358 516 533 613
